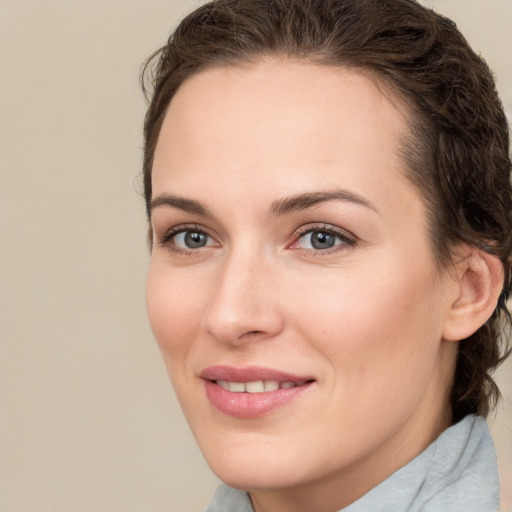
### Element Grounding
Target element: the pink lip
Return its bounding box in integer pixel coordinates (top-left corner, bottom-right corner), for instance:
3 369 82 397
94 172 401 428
200 365 315 418
200 365 313 383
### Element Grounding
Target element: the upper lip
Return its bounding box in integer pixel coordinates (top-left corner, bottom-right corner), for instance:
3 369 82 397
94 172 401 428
200 365 315 383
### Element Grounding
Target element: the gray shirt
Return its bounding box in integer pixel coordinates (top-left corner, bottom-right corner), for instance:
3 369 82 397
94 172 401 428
205 415 499 511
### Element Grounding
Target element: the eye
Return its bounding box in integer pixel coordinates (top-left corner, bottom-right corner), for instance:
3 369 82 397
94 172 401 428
173 230 213 249
290 225 356 253
299 230 341 250
158 225 219 253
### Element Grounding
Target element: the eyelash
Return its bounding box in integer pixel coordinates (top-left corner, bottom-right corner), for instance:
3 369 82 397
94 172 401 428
158 223 357 256
289 224 357 255
158 224 216 255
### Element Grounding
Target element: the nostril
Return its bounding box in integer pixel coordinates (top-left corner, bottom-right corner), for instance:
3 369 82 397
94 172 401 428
241 330 269 342
239 330 264 339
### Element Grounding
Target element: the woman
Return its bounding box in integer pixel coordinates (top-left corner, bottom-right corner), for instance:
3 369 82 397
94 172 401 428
141 0 512 510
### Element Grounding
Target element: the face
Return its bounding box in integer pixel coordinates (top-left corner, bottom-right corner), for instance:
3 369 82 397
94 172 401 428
146 60 459 508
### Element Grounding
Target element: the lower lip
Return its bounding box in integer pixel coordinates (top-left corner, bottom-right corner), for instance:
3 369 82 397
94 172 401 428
204 380 313 418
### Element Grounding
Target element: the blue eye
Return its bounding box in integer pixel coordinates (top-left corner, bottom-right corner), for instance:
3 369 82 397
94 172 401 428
172 230 215 249
295 228 353 251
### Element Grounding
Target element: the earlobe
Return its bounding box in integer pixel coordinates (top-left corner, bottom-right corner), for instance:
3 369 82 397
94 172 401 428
442 247 504 342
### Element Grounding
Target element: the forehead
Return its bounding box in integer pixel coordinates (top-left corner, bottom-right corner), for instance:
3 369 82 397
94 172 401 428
152 59 415 209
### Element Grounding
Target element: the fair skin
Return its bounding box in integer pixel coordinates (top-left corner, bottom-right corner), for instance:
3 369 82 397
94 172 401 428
146 59 500 512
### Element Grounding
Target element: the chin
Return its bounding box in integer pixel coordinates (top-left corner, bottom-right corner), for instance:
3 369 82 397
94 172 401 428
210 460 308 491
203 444 285 488
197 432 328 492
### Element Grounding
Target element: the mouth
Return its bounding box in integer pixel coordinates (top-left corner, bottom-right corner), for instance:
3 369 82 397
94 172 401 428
214 379 311 393
200 365 315 418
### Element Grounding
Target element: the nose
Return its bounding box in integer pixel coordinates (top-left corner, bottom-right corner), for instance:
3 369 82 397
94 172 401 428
202 249 285 346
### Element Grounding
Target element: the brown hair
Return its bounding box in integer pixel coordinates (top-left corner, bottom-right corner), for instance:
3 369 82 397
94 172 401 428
141 0 512 422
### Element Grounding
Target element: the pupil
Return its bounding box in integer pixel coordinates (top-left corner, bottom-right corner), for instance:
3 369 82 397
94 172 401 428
311 231 335 249
185 231 206 248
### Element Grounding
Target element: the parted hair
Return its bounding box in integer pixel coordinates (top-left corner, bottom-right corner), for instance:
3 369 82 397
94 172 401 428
141 0 512 422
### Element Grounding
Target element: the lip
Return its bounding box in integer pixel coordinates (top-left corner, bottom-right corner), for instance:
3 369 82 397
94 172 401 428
200 365 314 383
200 365 315 418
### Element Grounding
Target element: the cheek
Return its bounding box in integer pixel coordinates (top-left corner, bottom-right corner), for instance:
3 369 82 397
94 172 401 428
146 261 206 363
291 256 444 390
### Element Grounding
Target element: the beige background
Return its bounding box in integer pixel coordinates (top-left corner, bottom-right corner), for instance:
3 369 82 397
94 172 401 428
0 1 510 511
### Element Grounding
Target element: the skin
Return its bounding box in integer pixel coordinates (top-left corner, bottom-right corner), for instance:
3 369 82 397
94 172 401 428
146 59 463 512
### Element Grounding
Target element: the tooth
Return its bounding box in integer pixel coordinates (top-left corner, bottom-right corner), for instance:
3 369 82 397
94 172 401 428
280 381 295 389
229 382 246 393
264 380 280 391
245 381 265 393
217 380 230 390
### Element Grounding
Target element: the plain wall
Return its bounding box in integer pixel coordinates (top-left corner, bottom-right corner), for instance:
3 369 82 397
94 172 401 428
0 1 510 511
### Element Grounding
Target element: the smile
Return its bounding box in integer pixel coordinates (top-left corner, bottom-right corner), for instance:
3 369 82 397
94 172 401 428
200 366 315 418
215 379 307 393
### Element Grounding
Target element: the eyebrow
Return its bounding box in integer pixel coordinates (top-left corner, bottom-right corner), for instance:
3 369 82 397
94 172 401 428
269 189 380 217
150 194 212 217
149 188 379 219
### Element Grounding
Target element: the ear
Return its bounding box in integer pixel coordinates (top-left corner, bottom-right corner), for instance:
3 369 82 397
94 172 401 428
442 247 504 341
